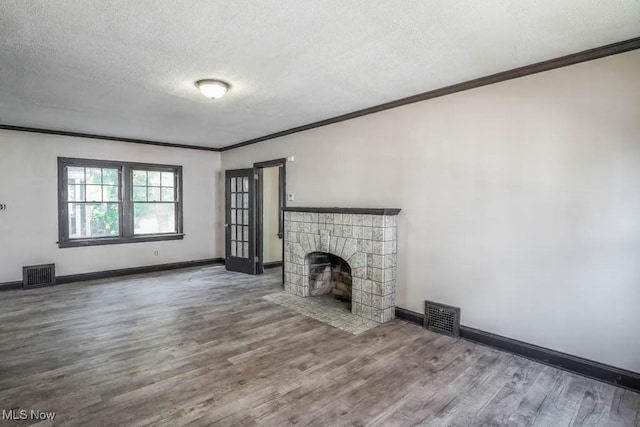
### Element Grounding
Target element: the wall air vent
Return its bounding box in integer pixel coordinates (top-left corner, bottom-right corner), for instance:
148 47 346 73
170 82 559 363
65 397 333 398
424 300 460 337
23 264 56 289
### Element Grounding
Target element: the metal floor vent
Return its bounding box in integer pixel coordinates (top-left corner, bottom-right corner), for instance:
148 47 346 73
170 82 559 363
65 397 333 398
23 264 56 289
424 300 460 337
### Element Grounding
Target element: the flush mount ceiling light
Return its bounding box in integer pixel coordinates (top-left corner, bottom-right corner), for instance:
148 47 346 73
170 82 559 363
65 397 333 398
195 79 230 99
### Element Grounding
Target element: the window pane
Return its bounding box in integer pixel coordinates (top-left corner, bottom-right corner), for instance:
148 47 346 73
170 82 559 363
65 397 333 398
231 194 236 208
161 187 174 202
103 168 118 185
230 177 236 193
243 177 249 192
86 185 102 202
87 168 102 184
134 203 176 234
161 172 174 187
231 225 236 241
243 193 249 209
68 203 119 238
243 209 249 225
236 193 242 209
67 167 85 185
243 226 249 242
231 209 236 224
148 171 161 186
231 241 236 257
243 242 249 258
132 186 146 201
132 170 146 186
237 209 243 225
68 185 84 202
148 187 161 201
103 185 118 202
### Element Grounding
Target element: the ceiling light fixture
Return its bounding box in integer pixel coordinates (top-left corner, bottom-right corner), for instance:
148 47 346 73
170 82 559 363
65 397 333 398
195 79 230 99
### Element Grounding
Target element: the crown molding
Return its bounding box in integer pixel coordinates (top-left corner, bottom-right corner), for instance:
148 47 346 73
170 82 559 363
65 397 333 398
220 36 640 152
0 124 221 152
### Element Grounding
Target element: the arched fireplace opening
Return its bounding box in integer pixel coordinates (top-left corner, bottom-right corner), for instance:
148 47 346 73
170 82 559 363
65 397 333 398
307 252 352 308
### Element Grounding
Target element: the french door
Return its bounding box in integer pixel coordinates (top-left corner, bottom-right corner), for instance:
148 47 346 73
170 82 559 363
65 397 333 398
224 169 256 274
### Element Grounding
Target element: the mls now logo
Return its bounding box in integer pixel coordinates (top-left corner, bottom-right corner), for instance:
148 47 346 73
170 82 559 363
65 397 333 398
2 409 56 420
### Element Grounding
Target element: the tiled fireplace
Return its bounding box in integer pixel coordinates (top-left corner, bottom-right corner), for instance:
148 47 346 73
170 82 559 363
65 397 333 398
283 207 400 323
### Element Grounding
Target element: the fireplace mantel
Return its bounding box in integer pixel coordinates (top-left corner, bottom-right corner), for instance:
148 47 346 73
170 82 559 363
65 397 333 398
283 207 401 216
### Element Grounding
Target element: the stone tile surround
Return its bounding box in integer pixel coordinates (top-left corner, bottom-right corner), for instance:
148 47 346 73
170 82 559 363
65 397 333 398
283 208 400 323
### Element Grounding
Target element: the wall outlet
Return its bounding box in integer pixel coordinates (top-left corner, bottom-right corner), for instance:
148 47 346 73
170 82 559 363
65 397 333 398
287 193 294 201
154 250 159 256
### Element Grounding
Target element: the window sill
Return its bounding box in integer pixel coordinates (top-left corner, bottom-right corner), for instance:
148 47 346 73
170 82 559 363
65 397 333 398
58 233 185 248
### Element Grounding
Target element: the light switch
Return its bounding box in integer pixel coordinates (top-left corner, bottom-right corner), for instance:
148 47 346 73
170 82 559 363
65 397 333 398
287 193 294 201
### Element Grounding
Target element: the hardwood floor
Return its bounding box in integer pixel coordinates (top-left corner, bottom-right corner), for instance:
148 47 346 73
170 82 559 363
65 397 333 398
0 266 638 426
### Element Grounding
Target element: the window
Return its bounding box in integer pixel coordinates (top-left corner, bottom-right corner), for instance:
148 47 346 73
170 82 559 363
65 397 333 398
131 169 178 235
58 158 183 247
66 165 121 239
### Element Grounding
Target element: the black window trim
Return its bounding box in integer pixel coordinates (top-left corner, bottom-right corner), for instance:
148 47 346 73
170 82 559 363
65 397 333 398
58 157 184 248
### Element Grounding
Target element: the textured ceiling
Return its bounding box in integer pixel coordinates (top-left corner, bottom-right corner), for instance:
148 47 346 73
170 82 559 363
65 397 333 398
1 1 639 149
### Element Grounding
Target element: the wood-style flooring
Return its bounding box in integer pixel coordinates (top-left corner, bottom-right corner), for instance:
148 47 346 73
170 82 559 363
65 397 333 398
0 266 638 426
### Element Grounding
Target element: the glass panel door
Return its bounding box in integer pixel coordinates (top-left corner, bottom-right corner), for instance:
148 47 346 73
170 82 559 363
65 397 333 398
225 169 256 274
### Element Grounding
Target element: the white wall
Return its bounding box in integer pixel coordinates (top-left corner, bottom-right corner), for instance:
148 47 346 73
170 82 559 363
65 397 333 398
0 130 223 282
221 50 640 372
262 166 282 263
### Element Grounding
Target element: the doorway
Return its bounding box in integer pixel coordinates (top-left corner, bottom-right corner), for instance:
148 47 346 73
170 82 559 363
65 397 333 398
224 159 286 279
254 158 286 278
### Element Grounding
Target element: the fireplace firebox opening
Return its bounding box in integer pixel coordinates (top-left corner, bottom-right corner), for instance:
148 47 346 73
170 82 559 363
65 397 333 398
307 252 352 308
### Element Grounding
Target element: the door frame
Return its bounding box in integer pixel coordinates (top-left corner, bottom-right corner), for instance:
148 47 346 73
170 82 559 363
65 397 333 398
253 158 286 281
